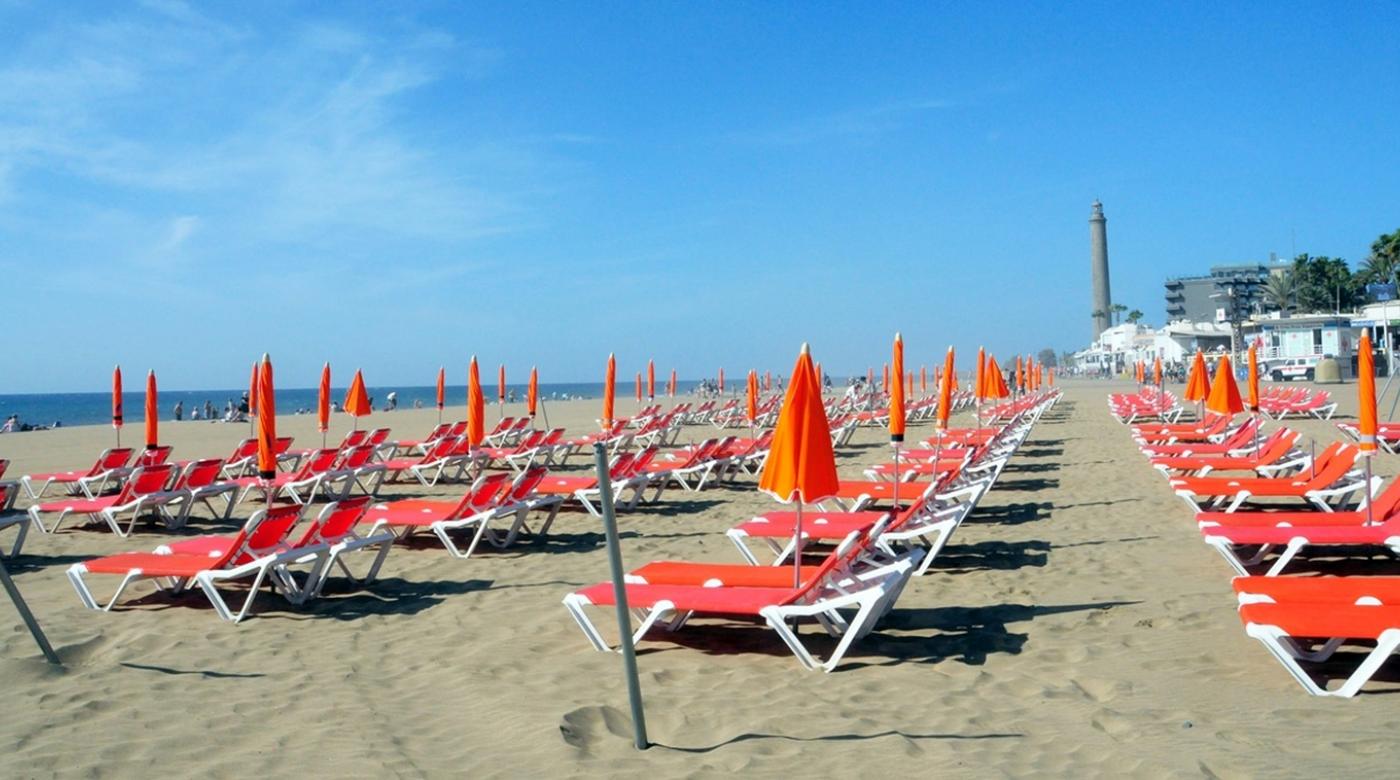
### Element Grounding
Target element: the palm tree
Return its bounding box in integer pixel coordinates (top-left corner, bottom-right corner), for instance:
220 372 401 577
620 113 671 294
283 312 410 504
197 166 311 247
1126 309 1144 324
1262 271 1296 315
1110 303 1128 326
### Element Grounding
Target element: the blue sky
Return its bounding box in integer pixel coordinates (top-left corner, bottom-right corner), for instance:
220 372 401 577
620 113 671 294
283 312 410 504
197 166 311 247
2 1 1397 392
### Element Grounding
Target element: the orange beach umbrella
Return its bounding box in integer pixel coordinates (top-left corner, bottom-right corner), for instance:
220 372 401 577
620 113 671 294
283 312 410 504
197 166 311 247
1184 350 1209 402
112 365 123 442
669 368 677 398
528 366 539 417
318 363 331 440
256 354 277 480
435 366 445 412
144 370 158 449
975 347 987 402
647 360 656 401
746 369 758 424
635 372 643 404
249 362 259 417
938 346 955 429
603 354 616 429
889 333 906 443
498 365 506 406
344 369 371 422
759 344 838 588
920 366 928 394
1153 357 1163 387
1246 347 1260 413
1205 356 1243 416
986 355 1010 399
718 367 725 394
467 356 485 447
1359 330 1378 455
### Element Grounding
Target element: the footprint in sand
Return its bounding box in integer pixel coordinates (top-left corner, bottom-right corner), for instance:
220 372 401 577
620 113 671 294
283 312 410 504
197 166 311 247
559 705 635 755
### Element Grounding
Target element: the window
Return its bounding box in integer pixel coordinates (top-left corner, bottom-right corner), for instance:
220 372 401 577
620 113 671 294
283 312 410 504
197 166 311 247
1313 329 1324 351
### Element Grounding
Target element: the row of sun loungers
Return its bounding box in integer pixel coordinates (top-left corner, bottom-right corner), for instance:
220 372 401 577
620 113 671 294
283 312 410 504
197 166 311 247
1113 387 1397 696
561 390 1060 671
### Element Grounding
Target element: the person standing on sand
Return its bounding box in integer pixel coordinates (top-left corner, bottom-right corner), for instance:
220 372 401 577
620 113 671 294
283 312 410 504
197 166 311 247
204 400 215 421
173 401 183 421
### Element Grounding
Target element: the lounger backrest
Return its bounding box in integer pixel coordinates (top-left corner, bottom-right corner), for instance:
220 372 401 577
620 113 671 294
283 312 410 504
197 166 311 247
1307 443 1355 486
340 430 368 448
414 436 456 462
628 447 659 475
298 449 341 477
504 467 549 503
0 458 7 479
467 472 513 514
1367 478 1400 519
421 423 450 442
229 438 258 460
179 458 226 490
274 437 294 456
367 428 391 446
542 428 566 446
136 445 173 468
97 447 135 474
295 495 374 546
447 421 469 437
607 452 637 479
130 463 179 495
515 429 546 450
228 505 304 566
488 417 514 436
336 445 377 470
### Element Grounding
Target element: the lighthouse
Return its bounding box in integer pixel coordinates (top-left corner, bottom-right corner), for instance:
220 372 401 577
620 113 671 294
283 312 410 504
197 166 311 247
1090 200 1112 340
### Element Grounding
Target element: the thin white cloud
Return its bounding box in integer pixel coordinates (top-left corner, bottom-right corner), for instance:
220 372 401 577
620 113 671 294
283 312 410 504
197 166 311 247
730 97 956 147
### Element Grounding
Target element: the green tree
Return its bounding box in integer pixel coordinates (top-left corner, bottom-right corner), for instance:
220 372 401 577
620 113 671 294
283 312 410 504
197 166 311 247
1126 308 1144 324
1291 254 1359 313
1038 348 1058 367
1356 229 1400 288
1262 270 1297 314
1110 303 1128 325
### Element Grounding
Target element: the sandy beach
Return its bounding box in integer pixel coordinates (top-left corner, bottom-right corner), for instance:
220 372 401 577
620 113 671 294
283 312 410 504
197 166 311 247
3 380 1398 778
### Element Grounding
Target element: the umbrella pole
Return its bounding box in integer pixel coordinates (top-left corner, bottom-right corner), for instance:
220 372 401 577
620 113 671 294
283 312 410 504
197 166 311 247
793 500 803 589
892 443 901 514
541 398 550 429
591 442 650 751
0 557 61 666
1365 454 1375 524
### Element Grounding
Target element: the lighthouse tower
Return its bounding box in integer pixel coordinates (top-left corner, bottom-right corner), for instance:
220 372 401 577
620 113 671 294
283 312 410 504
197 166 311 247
1090 200 1112 340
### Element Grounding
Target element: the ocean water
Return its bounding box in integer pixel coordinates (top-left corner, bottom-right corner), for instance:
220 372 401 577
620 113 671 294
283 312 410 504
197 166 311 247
0 382 715 429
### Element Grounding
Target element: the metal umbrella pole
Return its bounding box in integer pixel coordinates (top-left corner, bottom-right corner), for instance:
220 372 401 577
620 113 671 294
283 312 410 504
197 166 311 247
0 559 61 666
591 442 649 751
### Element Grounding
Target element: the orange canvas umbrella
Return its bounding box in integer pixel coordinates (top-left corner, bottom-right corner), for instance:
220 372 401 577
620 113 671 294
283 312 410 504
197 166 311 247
1153 357 1163 387
647 360 656 401
905 371 913 398
746 369 758 424
920 366 928 394
866 367 874 388
528 366 539 418
256 354 277 482
938 346 955 430
249 362 259 417
1246 347 1260 413
1049 367 1055 387
603 354 616 429
1359 330 1379 521
889 334 906 443
1205 356 1244 416
764 371 772 392
1014 356 1023 393
635 372 643 404
1184 349 1209 402
467 356 485 447
318 363 331 446
986 355 1010 399
975 347 987 403
718 367 725 394
498 364 507 417
435 366 446 417
111 365 123 445
758 344 838 587
144 370 158 450
344 368 371 428
1358 330 1378 455
669 368 677 398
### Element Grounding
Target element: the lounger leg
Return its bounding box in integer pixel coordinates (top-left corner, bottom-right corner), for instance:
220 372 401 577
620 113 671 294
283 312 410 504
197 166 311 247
562 594 613 651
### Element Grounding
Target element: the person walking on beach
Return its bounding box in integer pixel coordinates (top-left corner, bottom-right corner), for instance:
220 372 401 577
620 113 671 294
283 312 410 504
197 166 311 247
173 401 183 421
204 400 215 421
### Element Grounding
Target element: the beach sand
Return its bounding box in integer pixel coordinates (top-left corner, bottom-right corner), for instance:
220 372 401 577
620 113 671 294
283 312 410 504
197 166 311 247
3 381 1398 778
